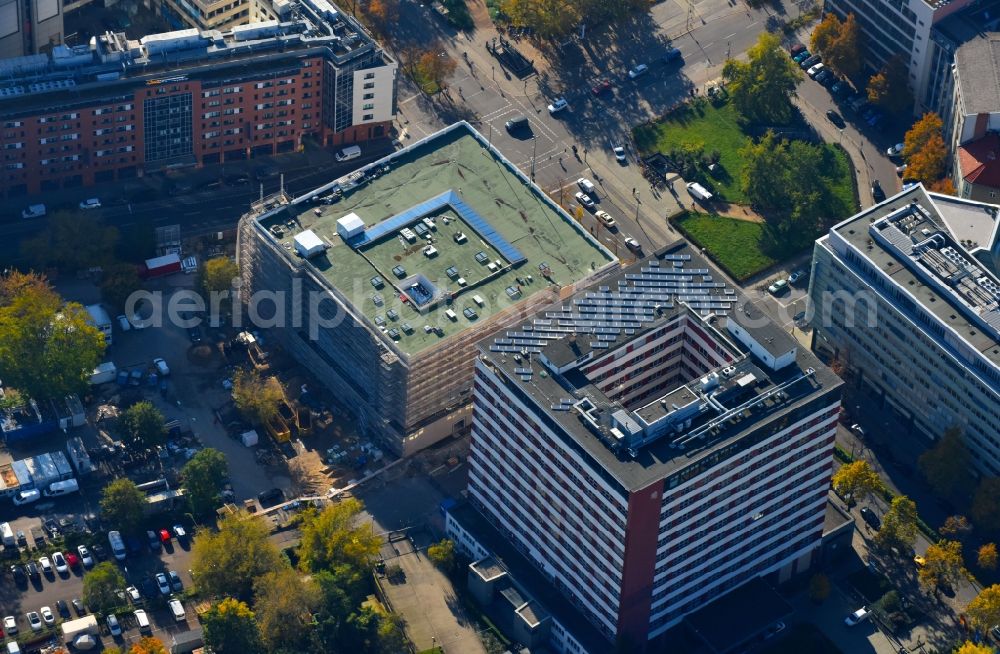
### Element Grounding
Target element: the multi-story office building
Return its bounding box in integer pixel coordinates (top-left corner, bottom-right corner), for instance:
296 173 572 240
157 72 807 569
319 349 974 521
238 122 616 456
0 0 396 199
809 185 1000 476
0 0 63 59
822 0 976 115
469 241 843 646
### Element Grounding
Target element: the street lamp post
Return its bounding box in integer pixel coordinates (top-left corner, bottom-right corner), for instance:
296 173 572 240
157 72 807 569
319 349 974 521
635 192 640 222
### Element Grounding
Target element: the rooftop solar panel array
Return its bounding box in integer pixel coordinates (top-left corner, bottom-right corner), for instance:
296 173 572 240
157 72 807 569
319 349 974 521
487 254 737 355
346 190 527 265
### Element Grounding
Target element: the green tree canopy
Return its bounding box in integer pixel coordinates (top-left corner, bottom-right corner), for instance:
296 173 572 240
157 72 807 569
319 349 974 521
297 499 382 573
20 211 120 272
182 448 229 516
722 32 803 124
867 55 913 115
83 561 127 614
100 262 143 312
119 400 167 449
0 271 105 400
100 477 147 534
203 598 264 654
192 513 286 601
427 538 456 572
918 427 972 499
972 477 1000 533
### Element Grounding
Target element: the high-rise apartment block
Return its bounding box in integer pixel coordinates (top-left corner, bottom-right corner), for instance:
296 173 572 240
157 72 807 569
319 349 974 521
0 0 396 199
809 185 1000 475
469 242 843 645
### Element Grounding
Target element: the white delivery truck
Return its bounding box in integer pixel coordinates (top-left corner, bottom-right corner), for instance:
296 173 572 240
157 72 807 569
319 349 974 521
90 362 117 385
0 522 14 547
84 304 113 346
686 182 714 202
61 614 98 644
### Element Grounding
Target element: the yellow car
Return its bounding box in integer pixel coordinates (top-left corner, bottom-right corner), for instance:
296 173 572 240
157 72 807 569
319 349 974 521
914 555 926 567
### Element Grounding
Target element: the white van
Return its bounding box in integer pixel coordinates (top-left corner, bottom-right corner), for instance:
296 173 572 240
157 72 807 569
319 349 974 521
169 598 186 622
21 204 46 219
686 182 714 202
576 178 596 195
0 522 14 547
44 478 79 497
335 145 361 162
108 530 126 561
134 609 150 633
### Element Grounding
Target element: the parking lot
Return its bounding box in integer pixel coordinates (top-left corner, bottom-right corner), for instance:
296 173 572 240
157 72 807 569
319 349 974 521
0 525 197 651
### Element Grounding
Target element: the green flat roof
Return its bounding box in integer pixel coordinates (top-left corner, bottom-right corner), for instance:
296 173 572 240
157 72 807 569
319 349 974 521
259 125 614 357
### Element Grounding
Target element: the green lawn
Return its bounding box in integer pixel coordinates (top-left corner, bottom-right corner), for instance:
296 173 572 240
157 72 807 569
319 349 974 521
673 212 778 281
634 99 857 218
760 623 843 654
635 100 749 203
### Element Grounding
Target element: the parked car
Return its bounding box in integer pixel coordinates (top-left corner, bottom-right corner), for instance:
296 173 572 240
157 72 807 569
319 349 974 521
25 562 39 580
814 69 832 84
826 110 845 129
153 358 170 376
887 142 905 157
168 570 183 592
664 46 683 63
37 557 52 576
125 586 141 604
577 178 596 195
71 599 85 616
173 525 188 542
612 145 627 163
591 79 612 96
860 506 881 529
26 612 41 632
134 609 151 634
851 423 865 437
914 554 926 567
788 269 808 286
575 191 595 209
77 545 94 568
627 63 649 79
789 42 806 55
793 50 811 63
799 54 820 69
79 198 102 210
55 600 69 618
65 552 80 568
546 98 568 114
52 552 67 574
147 530 162 552
159 529 171 543
3 616 17 636
10 565 25 585
807 62 825 78
107 613 122 637
624 237 642 253
40 607 54 627
895 163 908 176
845 606 871 626
768 279 789 295
155 573 171 596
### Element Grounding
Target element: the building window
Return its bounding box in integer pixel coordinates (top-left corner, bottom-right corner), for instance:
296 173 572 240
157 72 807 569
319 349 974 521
363 113 374 120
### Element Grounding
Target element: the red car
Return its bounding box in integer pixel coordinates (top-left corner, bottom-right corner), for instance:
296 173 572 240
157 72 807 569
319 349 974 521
159 529 171 543
65 552 79 568
591 79 612 96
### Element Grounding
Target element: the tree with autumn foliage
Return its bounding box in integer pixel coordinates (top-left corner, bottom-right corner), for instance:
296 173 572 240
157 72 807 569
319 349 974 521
832 460 883 507
903 112 949 183
868 56 913 115
366 0 399 33
979 543 998 571
968 584 1000 630
940 515 973 542
128 637 168 654
810 13 863 79
918 539 966 596
956 642 994 654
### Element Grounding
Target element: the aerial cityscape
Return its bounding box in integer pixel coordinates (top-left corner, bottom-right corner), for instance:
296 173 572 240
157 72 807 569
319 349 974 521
0 0 999 651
